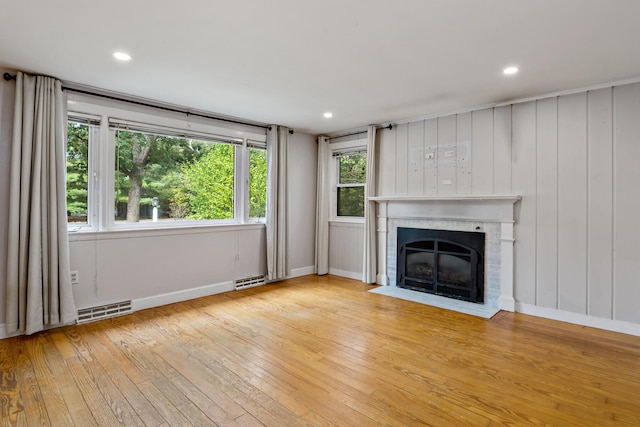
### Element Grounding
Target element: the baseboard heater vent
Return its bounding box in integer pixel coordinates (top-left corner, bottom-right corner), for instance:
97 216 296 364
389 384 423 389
77 300 132 324
235 274 267 291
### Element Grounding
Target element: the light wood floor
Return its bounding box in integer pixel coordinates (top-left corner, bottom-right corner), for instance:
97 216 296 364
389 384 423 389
1 275 639 426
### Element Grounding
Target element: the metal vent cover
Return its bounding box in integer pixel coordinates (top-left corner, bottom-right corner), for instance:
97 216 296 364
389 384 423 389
77 301 132 324
234 274 267 290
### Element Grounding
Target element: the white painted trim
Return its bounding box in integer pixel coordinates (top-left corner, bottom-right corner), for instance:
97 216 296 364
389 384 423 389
131 281 234 312
376 273 388 286
69 222 265 242
288 266 316 278
329 268 363 281
369 195 522 202
516 303 640 337
499 221 516 312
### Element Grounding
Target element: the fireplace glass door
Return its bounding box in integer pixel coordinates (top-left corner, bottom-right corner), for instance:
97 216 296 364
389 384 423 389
397 228 484 303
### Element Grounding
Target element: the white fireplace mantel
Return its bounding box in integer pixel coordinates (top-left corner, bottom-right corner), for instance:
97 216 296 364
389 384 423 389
370 194 521 314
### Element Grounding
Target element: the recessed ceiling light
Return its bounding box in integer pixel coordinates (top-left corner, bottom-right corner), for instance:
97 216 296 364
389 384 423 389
113 52 132 61
324 112 333 119
503 66 518 75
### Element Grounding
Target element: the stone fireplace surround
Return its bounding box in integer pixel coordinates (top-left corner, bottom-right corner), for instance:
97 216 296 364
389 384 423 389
369 195 521 318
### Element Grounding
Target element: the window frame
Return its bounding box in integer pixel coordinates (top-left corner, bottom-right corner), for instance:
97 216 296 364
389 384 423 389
246 141 267 223
329 138 367 222
66 94 268 232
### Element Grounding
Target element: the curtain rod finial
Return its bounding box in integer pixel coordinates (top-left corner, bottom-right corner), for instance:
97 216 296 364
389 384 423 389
3 72 16 81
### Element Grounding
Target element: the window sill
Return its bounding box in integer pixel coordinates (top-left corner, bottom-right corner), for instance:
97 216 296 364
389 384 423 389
329 218 365 226
68 221 265 242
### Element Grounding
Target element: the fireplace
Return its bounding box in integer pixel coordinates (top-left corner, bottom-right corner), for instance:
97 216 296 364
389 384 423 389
397 228 485 303
369 195 521 316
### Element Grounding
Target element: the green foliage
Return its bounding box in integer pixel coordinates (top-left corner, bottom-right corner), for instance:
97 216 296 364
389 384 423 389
249 148 267 218
181 144 235 220
337 153 366 217
66 123 89 221
114 130 213 221
337 187 365 217
339 153 366 184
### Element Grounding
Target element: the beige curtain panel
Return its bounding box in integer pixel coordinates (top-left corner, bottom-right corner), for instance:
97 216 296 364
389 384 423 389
362 126 377 284
5 71 77 335
314 136 330 275
266 125 289 281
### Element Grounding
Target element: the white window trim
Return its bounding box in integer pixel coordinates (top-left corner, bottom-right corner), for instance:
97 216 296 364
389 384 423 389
66 94 267 233
329 138 367 223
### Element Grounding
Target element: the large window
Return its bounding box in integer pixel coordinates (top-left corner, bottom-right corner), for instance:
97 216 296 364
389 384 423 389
66 98 268 231
113 128 236 222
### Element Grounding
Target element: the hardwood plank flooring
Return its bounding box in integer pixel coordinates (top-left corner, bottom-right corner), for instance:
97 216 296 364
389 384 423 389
1 275 639 426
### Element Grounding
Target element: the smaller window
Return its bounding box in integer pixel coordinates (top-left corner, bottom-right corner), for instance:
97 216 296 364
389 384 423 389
248 144 267 218
66 117 98 225
335 151 366 217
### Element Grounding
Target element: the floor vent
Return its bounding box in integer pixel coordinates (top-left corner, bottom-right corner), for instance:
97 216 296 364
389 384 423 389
235 274 267 291
77 301 132 324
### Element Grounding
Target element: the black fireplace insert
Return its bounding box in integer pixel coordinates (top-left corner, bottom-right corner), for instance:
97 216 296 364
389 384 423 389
397 227 485 303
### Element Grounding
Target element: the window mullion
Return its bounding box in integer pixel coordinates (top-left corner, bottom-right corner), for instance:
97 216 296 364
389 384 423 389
100 123 115 230
236 142 247 224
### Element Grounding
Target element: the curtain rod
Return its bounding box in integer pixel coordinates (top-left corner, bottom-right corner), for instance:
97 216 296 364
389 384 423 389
328 124 393 141
3 72 271 131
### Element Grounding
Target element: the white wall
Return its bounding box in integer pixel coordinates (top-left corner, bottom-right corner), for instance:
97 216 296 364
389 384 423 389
0 74 317 334
68 225 267 311
286 132 317 276
370 82 640 328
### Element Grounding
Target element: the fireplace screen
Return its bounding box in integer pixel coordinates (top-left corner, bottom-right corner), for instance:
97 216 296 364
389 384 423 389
397 228 485 303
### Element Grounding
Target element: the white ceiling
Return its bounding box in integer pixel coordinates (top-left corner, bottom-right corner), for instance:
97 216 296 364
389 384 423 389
1 0 640 134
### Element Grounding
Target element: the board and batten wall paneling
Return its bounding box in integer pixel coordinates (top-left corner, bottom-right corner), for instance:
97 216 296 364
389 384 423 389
329 222 364 278
535 97 559 309
424 119 438 194
407 121 424 195
338 81 640 329
456 112 472 194
437 115 457 194
493 106 512 194
613 83 640 324
395 123 408 195
378 124 396 197
511 102 537 305
471 109 494 194
587 87 613 319
557 92 588 315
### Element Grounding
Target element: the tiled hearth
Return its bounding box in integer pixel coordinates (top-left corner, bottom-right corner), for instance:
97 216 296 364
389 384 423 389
369 195 521 318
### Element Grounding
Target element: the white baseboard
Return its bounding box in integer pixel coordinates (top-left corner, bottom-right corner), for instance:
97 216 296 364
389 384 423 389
288 266 315 278
498 296 516 312
516 303 640 337
132 281 235 312
329 268 362 281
